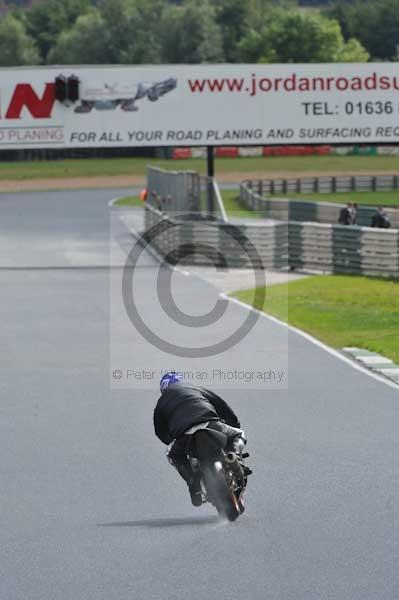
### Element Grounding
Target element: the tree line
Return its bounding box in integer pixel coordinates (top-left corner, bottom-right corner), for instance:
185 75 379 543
0 0 398 67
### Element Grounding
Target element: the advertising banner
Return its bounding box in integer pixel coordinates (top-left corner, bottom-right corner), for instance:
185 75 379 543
1 63 399 149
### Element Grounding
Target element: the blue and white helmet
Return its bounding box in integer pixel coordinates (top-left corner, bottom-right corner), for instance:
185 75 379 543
160 371 183 392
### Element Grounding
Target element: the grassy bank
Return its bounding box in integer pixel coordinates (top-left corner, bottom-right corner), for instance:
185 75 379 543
221 190 258 217
233 275 399 363
114 195 143 207
2 154 399 181
117 188 399 216
115 190 256 218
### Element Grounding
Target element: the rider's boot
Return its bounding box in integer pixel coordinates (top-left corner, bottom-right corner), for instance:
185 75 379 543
174 463 202 507
187 475 202 507
231 439 253 476
231 436 246 456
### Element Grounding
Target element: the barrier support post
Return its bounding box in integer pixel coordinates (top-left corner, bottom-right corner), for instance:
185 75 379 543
207 145 215 215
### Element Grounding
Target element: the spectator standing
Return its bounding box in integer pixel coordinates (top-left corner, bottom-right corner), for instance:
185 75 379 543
371 206 391 229
338 202 353 225
351 203 358 225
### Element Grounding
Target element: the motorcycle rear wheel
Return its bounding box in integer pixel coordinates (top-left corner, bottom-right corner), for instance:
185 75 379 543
204 463 241 522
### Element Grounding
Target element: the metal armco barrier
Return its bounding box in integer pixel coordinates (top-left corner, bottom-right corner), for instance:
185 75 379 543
288 222 399 277
144 204 399 278
147 166 227 220
147 166 201 213
240 179 399 229
144 205 288 270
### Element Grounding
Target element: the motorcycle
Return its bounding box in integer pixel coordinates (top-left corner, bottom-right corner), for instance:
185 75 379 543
187 428 251 522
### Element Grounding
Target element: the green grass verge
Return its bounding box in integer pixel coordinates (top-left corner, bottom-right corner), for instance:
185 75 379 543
114 195 144 207
219 190 260 218
118 188 399 214
117 188 399 216
233 275 399 364
2 155 399 181
114 189 257 218
281 190 399 207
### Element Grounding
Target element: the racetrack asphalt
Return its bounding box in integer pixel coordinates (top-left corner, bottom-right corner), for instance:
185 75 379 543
1 188 399 600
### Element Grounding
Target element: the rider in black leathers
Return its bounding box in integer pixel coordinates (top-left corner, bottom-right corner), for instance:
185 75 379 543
154 372 247 506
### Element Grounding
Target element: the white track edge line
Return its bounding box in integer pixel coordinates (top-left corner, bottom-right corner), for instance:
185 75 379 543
222 294 399 391
111 199 190 277
108 196 122 208
111 194 396 390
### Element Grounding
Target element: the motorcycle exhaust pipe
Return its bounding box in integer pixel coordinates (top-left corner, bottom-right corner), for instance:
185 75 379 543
225 452 244 478
225 451 238 464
